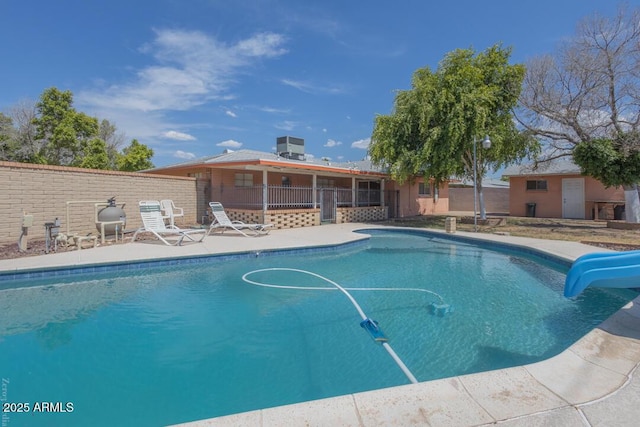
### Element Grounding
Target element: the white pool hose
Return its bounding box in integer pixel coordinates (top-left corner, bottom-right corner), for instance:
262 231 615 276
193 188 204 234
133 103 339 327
241 267 428 384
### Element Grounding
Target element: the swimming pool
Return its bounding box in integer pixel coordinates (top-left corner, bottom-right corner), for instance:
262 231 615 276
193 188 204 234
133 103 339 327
0 229 635 426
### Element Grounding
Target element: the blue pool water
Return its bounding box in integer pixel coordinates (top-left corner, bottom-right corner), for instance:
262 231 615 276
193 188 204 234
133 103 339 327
0 229 636 426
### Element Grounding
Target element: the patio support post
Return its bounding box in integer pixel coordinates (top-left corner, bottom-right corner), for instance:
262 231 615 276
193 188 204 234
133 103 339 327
352 177 356 207
262 170 268 212
381 179 385 207
312 174 317 208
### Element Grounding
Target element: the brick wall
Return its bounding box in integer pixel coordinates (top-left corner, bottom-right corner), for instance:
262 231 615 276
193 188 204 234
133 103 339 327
449 187 510 213
263 209 320 229
336 206 388 223
0 161 197 245
225 207 386 228
224 208 321 229
225 209 268 226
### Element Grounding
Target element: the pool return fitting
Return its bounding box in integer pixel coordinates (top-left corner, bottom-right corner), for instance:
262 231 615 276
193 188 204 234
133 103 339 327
242 268 452 385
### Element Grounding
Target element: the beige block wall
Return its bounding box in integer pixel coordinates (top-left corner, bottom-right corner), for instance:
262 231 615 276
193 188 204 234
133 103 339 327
336 206 388 223
222 208 321 229
449 187 510 213
0 161 197 245
264 209 321 228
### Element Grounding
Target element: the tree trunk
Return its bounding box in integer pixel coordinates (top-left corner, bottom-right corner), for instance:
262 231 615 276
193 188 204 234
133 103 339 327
623 184 640 223
478 182 488 220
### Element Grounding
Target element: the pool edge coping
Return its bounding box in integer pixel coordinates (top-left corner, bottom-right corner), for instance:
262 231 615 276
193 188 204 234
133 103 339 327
2 224 639 426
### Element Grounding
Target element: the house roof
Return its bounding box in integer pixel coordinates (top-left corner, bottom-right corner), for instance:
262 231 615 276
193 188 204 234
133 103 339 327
449 178 510 188
149 149 389 177
502 160 582 177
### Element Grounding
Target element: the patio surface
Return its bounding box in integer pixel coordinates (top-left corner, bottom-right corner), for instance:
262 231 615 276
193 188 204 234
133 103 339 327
1 223 639 426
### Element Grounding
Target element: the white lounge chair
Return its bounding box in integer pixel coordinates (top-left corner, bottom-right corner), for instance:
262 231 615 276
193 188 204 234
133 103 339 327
160 199 184 228
207 202 272 237
133 200 206 246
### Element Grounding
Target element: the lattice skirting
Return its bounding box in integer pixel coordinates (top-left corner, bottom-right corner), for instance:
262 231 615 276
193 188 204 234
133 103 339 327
336 206 388 223
227 209 320 229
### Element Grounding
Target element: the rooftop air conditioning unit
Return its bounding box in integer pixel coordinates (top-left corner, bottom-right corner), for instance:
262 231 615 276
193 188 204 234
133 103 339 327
277 136 305 160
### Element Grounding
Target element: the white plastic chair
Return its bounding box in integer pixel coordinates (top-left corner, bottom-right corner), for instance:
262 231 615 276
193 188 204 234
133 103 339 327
207 202 272 237
133 201 205 246
160 199 184 228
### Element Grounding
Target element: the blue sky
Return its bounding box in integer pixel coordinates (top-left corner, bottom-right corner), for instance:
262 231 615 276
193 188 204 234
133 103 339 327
0 1 633 167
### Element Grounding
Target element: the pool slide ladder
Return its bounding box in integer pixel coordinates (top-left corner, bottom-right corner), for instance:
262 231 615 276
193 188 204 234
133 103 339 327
241 268 451 385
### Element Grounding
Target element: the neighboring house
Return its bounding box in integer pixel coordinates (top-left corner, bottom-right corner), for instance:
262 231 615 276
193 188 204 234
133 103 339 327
503 160 625 220
145 138 450 228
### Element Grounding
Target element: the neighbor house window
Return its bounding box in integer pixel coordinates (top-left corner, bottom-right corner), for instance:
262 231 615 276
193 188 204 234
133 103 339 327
526 180 548 190
418 182 432 196
234 173 253 187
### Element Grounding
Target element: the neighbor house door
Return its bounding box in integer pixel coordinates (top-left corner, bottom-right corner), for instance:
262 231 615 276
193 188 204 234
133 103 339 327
562 178 585 219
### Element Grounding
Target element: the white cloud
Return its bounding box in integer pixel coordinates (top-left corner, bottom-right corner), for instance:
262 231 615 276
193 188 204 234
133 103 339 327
225 110 237 118
280 78 344 95
351 138 370 150
324 139 342 148
274 120 298 131
78 29 288 113
322 128 327 133
259 106 291 114
281 79 313 93
163 130 196 141
236 32 288 57
216 139 243 148
174 150 196 159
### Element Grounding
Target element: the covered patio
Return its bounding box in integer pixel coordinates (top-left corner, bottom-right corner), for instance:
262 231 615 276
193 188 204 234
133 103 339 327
149 149 396 229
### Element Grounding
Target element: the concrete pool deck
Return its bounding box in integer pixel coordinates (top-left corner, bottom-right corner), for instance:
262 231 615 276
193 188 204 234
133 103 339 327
1 223 639 426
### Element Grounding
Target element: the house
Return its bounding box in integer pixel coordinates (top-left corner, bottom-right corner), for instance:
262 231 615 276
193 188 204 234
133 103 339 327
145 137 450 228
503 160 625 220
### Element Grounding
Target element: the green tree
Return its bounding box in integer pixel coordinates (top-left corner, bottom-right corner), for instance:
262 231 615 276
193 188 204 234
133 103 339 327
370 44 538 218
6 100 41 163
117 139 154 171
518 6 640 222
6 88 154 171
78 138 111 170
0 113 17 161
98 119 125 169
573 133 640 187
33 87 99 165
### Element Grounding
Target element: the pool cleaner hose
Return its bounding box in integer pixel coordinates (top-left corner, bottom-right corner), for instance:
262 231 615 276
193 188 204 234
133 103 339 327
241 267 438 384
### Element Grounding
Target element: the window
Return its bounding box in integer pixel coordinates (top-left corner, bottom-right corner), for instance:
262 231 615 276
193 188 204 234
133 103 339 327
281 176 291 187
526 180 548 191
358 181 380 190
234 173 253 187
317 178 335 188
418 182 432 196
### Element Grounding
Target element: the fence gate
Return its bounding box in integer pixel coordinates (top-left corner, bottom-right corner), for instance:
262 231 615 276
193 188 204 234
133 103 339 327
319 188 337 222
